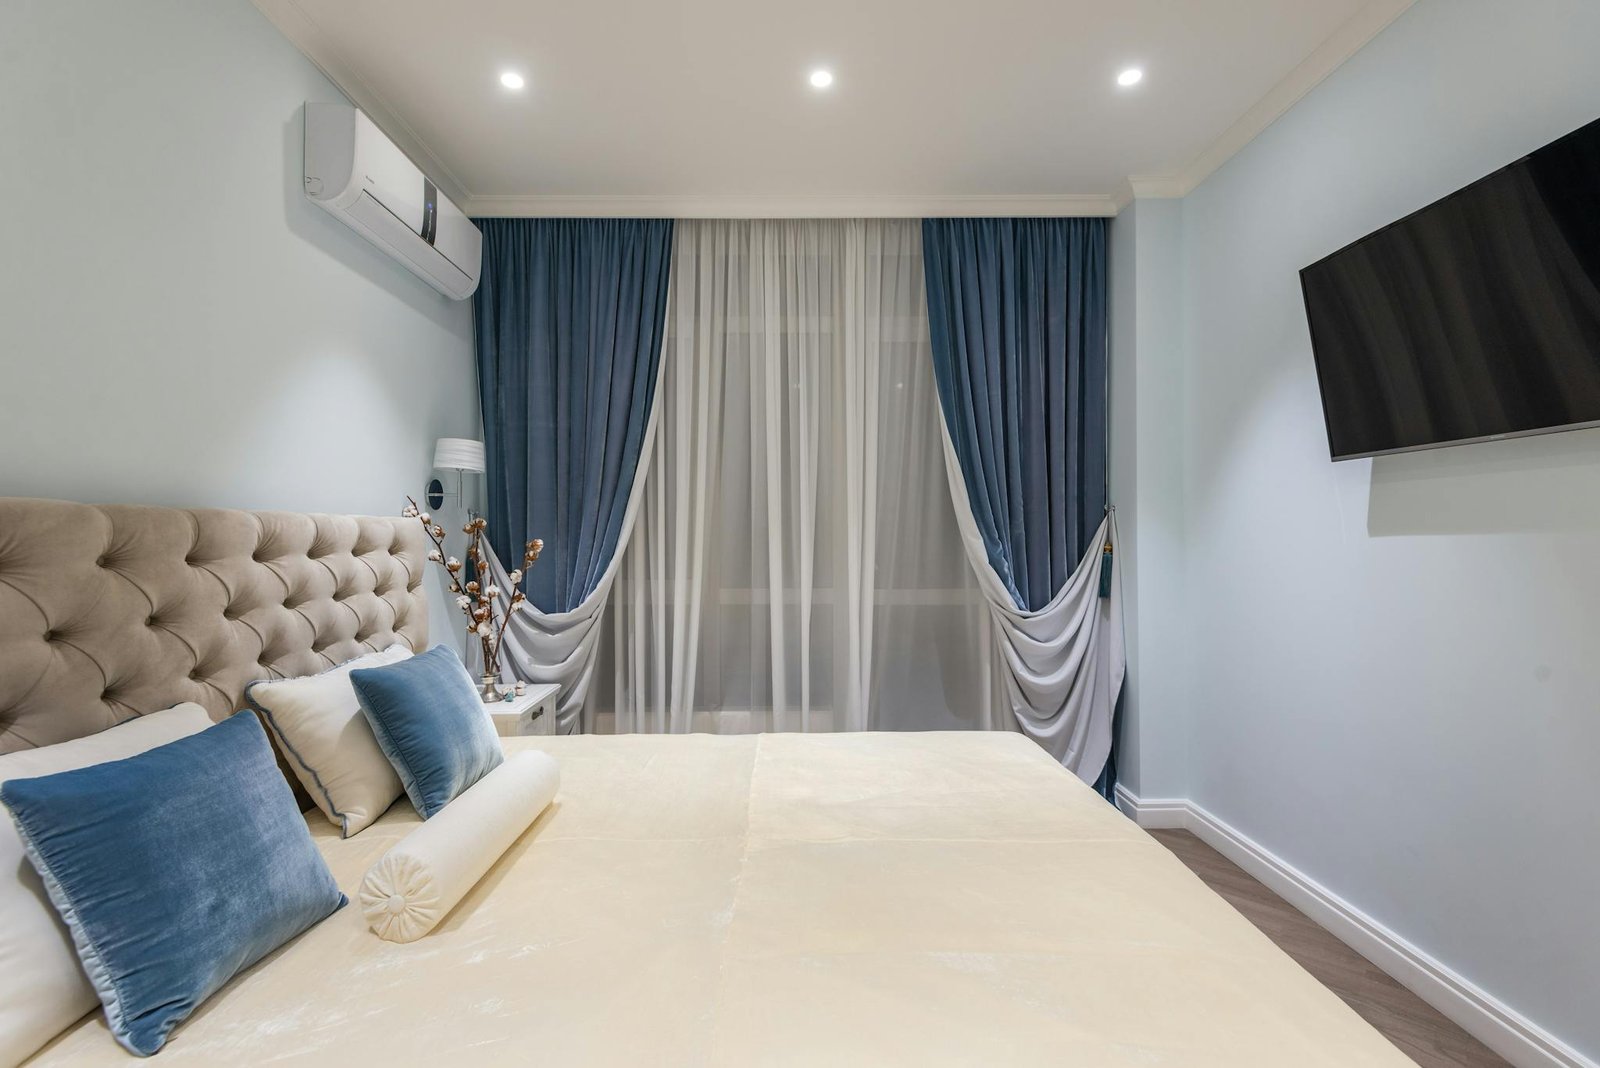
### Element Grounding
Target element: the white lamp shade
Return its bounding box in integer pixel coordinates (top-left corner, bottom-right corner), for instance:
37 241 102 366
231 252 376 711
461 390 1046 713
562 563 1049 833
433 438 486 473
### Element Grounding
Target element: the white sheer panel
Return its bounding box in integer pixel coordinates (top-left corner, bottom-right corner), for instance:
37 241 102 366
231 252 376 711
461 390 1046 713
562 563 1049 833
595 219 997 734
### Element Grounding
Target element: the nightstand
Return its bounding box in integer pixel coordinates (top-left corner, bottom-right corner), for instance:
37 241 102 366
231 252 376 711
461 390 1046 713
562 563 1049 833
484 683 560 737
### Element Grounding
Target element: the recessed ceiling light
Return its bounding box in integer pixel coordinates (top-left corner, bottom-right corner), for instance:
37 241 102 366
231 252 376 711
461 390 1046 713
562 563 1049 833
1117 68 1143 88
500 71 525 90
809 69 834 89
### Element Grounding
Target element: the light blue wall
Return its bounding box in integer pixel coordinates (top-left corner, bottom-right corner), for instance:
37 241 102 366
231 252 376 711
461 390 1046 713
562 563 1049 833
0 0 481 651
1172 0 1600 1058
1109 199 1188 799
1109 205 1141 789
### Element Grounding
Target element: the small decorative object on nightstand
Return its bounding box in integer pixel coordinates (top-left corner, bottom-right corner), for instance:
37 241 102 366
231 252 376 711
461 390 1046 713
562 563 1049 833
405 498 544 703
483 683 560 737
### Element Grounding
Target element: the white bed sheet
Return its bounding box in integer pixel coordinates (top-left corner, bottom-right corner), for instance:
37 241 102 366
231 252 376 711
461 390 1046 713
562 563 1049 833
28 732 1411 1066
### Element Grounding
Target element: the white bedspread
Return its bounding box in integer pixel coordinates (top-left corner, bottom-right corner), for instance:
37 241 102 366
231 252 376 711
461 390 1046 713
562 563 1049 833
28 732 1410 1066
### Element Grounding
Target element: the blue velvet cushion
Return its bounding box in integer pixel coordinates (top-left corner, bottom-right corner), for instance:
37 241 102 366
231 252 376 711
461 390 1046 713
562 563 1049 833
350 645 504 818
0 712 346 1057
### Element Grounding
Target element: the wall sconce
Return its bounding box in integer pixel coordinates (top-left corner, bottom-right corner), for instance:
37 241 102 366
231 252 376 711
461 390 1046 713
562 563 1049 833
427 438 486 510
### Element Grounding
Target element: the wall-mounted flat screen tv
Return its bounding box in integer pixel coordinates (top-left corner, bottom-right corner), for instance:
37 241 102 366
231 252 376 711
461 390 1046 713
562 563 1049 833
1301 115 1600 460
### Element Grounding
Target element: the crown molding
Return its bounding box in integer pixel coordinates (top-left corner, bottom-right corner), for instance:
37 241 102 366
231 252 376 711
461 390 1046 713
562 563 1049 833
250 0 472 206
1125 175 1187 200
462 193 1121 219
1124 0 1417 202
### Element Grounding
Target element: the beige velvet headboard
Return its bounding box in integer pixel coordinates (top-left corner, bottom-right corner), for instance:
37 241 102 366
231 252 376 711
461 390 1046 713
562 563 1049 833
0 497 428 754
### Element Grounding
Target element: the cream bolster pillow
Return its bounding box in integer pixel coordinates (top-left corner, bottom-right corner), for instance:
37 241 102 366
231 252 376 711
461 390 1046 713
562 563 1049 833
359 751 559 943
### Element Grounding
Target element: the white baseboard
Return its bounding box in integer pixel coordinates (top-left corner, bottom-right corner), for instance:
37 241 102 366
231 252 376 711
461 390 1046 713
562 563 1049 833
1112 784 1187 828
1114 785 1595 1068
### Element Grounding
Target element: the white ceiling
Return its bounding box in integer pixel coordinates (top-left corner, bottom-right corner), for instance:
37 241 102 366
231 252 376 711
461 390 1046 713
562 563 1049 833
254 0 1415 216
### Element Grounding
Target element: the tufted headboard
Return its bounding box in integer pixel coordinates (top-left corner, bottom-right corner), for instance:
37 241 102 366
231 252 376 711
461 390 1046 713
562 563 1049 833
0 497 428 755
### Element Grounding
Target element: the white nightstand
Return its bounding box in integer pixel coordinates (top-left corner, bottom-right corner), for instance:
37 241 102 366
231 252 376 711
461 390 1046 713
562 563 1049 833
483 683 560 737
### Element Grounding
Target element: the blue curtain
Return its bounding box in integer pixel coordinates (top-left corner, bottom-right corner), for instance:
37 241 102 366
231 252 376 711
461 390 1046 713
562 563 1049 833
474 218 674 613
922 217 1109 613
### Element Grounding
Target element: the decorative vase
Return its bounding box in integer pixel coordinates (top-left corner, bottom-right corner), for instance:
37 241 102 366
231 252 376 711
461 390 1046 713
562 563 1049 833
479 673 501 704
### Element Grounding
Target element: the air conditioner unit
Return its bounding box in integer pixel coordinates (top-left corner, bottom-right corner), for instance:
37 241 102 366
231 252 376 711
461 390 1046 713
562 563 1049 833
303 103 482 300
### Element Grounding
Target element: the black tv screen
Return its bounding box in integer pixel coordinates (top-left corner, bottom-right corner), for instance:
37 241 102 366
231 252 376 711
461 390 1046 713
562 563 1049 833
1301 115 1600 460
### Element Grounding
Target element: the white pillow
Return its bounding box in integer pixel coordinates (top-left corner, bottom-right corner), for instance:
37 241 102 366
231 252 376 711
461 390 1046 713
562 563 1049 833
246 644 412 838
0 703 214 1068
360 750 560 943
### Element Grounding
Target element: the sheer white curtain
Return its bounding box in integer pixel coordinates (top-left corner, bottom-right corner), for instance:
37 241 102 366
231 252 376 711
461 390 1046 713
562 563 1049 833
593 219 997 734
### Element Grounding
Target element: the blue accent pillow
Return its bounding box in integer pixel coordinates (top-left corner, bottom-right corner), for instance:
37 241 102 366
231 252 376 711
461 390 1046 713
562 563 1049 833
350 645 504 818
0 712 346 1057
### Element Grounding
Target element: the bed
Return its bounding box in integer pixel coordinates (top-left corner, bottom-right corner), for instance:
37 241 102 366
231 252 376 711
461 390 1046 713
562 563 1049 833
1 498 1412 1066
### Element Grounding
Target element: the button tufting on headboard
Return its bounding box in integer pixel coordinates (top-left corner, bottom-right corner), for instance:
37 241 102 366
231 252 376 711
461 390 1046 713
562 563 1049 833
0 498 429 755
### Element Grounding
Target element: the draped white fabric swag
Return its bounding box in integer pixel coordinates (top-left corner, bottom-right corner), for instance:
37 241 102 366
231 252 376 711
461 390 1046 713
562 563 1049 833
936 415 1124 780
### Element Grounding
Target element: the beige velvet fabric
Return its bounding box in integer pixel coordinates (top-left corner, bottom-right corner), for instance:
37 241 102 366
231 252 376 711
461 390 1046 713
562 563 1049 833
30 733 1409 1067
0 498 428 754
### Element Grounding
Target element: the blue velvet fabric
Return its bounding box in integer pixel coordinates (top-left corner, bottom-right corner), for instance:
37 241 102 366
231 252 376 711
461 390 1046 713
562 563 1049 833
922 218 1109 612
0 713 346 1057
350 645 504 818
474 217 674 612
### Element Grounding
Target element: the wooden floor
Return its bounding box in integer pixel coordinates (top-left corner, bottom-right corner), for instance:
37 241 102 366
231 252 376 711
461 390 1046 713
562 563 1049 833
1150 830 1510 1068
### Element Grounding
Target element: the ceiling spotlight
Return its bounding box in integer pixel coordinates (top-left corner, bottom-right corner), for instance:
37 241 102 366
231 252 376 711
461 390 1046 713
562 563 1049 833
809 69 834 89
500 71 525 90
1117 68 1143 88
